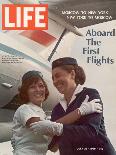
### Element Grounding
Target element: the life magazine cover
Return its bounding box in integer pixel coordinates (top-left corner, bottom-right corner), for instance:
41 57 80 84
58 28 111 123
0 0 116 155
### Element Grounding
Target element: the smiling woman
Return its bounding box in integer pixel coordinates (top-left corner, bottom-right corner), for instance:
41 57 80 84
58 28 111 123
49 57 116 155
11 70 50 155
19 71 49 105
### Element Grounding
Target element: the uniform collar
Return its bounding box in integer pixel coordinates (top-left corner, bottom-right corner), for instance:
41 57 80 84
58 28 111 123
59 84 83 111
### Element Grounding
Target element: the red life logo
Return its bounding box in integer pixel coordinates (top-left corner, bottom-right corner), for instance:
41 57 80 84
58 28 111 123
2 4 48 30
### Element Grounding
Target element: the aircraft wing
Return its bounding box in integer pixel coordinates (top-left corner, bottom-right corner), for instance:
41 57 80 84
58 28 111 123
47 0 116 28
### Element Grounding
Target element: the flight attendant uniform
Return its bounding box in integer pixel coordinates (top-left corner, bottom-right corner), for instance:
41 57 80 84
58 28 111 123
11 103 49 155
49 84 116 155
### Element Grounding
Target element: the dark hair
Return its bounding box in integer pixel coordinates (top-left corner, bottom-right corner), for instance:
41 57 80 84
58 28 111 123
60 64 86 85
19 77 49 104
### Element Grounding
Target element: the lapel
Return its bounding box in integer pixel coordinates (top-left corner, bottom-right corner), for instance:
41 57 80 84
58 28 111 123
66 87 87 113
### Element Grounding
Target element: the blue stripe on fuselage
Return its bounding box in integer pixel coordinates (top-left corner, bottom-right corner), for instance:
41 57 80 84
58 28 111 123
0 43 51 71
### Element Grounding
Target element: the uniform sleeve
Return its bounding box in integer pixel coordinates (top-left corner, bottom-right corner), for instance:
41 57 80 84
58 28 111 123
63 88 104 134
82 88 104 133
18 105 40 126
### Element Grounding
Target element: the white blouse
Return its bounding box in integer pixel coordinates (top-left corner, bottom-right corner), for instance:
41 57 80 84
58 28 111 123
12 103 49 155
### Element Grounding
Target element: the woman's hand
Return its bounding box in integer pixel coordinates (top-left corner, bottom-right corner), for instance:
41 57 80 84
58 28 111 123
78 95 102 116
30 120 63 136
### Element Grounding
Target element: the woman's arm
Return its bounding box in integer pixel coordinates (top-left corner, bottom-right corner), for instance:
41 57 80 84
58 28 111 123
55 108 81 124
55 96 101 125
18 105 42 128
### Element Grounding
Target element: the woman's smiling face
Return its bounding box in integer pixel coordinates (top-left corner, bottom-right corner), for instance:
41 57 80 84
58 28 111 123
27 79 46 106
52 66 76 95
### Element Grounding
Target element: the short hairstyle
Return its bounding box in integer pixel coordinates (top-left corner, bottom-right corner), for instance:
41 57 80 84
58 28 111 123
19 77 49 104
59 64 86 85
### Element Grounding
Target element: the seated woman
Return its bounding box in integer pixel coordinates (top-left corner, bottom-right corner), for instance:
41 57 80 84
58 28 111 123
11 70 102 155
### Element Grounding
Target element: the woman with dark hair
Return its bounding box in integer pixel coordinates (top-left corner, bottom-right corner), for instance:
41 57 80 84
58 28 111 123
31 57 115 155
11 70 102 155
49 57 116 155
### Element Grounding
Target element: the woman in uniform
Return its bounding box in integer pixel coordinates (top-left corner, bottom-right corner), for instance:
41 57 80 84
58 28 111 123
50 57 116 155
31 57 115 155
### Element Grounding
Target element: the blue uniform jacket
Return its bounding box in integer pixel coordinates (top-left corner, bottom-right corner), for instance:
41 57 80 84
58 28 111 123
48 87 116 155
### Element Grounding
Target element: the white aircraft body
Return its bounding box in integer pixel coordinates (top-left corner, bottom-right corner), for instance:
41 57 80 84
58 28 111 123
0 0 84 143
